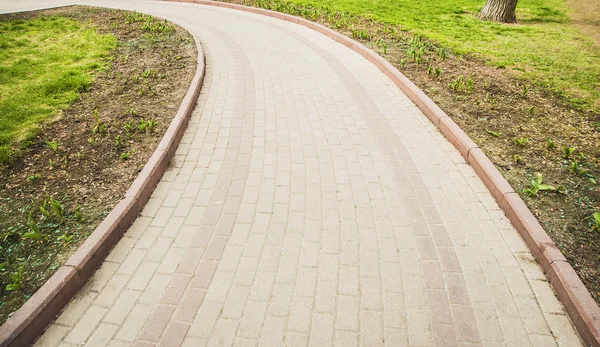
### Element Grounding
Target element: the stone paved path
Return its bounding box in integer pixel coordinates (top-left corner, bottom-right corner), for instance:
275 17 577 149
3 0 584 346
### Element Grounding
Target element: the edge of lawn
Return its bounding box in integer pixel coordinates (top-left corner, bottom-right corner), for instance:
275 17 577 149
0 10 206 347
171 0 600 344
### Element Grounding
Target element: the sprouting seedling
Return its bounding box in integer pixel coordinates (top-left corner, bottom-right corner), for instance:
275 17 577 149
75 205 84 222
529 106 535 115
513 154 522 165
465 74 474 93
121 150 134 160
522 85 529 97
427 66 433 76
579 152 586 161
437 47 446 60
547 138 556 150
138 120 148 133
147 120 158 133
400 58 408 67
487 130 502 137
62 154 68 166
569 161 589 177
434 67 442 78
564 146 575 159
124 120 134 137
50 198 65 222
6 265 24 291
39 200 51 218
27 174 41 182
592 212 600 231
49 158 55 169
58 233 74 244
115 135 123 149
376 39 388 55
125 108 137 116
590 177 597 185
23 212 42 241
514 138 528 147
522 173 556 196
450 75 464 92
45 140 59 152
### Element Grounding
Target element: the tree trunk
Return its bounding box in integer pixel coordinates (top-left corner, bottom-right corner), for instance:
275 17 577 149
478 0 518 23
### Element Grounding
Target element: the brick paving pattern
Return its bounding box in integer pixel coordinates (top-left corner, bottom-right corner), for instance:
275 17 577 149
25 1 583 346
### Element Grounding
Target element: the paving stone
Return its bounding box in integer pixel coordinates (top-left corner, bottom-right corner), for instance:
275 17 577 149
35 2 581 346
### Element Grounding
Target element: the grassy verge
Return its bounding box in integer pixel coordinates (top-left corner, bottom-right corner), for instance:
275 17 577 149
0 15 116 163
229 0 600 302
0 7 195 322
255 0 600 110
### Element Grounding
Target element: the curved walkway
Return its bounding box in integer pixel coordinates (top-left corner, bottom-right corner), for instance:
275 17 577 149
5 1 582 346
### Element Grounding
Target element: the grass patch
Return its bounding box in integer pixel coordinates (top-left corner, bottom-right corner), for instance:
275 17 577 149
272 0 600 109
0 15 116 162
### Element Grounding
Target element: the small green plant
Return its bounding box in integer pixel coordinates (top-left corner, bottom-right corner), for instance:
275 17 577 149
564 146 575 159
39 200 51 218
427 65 433 75
58 233 74 244
523 173 556 196
124 120 134 137
50 198 65 222
522 85 530 97
434 67 442 78
514 138 528 147
115 135 123 149
465 74 474 93
450 75 464 92
147 120 157 133
437 47 446 60
529 106 535 115
569 161 589 177
487 130 502 137
6 265 24 291
45 140 59 152
400 58 408 67
138 120 148 133
590 178 597 185
75 205 84 222
513 154 522 165
23 213 42 241
121 150 134 160
377 39 388 55
547 138 556 150
27 174 41 182
592 212 600 231
48 158 55 169
125 108 137 116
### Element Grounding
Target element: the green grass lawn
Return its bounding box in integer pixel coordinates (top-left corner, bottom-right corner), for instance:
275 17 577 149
287 0 600 109
0 15 116 163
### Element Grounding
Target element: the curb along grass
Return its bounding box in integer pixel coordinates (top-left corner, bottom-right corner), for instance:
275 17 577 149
0 14 206 347
167 0 600 345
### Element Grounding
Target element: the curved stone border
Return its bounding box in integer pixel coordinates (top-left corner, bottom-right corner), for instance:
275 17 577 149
0 19 206 347
169 0 600 345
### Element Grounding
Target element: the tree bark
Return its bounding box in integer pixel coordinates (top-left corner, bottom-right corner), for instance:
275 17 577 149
478 0 518 23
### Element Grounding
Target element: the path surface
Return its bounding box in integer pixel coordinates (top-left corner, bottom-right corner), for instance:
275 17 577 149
1 1 584 346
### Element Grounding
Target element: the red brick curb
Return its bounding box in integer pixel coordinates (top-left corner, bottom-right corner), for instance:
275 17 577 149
0 24 206 347
169 0 600 344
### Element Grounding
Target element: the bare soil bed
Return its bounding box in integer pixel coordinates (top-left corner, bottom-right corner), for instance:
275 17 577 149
0 6 196 322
